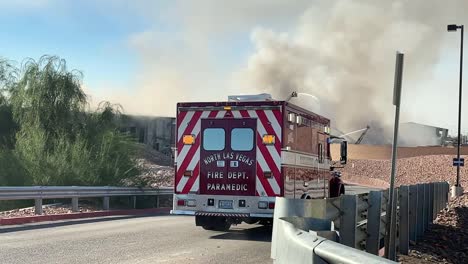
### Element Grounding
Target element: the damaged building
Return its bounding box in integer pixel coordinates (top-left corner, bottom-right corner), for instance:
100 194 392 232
398 122 449 147
120 115 175 155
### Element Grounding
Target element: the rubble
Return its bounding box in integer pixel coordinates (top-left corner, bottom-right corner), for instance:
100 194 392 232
399 193 468 264
0 203 97 218
340 155 467 188
122 159 174 188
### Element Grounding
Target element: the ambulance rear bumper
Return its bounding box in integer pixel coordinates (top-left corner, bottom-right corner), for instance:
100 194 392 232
171 194 275 218
170 210 273 218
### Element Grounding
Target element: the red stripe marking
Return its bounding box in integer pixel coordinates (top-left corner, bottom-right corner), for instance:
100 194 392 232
175 110 216 192
175 138 200 190
272 109 282 125
181 163 200 193
208 110 219 118
272 109 283 142
177 110 188 128
257 133 282 189
239 110 250 118
256 110 281 153
241 109 279 196
256 163 275 196
177 111 203 151
239 109 281 196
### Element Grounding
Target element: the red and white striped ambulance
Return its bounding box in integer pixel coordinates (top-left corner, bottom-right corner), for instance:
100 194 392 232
171 93 347 230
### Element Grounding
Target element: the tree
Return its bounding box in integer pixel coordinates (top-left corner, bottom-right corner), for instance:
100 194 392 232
9 56 87 148
3 55 138 186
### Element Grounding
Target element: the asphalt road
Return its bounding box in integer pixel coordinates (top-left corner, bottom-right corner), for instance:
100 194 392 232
0 215 272 264
0 185 376 264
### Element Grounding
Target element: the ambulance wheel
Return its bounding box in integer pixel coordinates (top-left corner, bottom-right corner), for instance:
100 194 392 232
198 216 230 231
212 221 231 231
244 218 259 225
259 219 273 226
202 225 215 230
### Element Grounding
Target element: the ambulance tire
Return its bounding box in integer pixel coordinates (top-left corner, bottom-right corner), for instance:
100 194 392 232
212 221 231 231
200 217 231 231
259 219 273 226
244 218 259 225
202 225 215 230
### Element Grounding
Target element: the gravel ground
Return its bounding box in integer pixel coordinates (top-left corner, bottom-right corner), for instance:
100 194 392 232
398 193 468 264
122 159 174 188
339 155 468 188
0 203 98 218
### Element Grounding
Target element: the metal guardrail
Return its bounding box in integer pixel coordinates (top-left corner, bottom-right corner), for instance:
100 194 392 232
0 186 173 215
272 199 397 264
271 181 450 263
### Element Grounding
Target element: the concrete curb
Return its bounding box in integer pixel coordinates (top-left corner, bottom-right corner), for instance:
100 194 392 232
0 207 171 226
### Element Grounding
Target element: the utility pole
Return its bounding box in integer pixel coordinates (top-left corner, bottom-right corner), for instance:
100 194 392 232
385 52 404 261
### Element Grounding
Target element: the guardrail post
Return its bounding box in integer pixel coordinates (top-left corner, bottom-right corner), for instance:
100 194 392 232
103 196 110 210
388 188 399 261
433 183 438 219
35 198 43 215
156 195 160 208
421 184 426 233
435 182 441 218
340 195 357 248
424 183 430 231
366 191 382 255
399 186 409 255
440 182 444 212
445 182 449 207
132 196 137 209
409 185 418 243
438 182 443 213
416 184 424 239
429 183 434 223
72 197 79 212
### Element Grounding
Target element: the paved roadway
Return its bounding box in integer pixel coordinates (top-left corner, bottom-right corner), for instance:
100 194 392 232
0 215 272 264
0 185 374 264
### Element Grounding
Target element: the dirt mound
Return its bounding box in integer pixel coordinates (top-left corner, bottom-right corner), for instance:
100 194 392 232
330 145 468 188
0 203 97 218
340 155 467 188
123 159 174 188
135 144 172 166
399 193 468 264
331 144 468 160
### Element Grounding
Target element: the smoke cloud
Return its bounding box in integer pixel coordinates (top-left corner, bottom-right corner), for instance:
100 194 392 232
234 0 468 143
89 0 468 143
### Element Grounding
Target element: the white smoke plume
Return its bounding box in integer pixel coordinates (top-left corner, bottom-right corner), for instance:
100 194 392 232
88 0 468 143
234 0 468 143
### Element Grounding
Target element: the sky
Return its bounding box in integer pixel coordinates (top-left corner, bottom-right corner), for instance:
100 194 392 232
1 0 468 136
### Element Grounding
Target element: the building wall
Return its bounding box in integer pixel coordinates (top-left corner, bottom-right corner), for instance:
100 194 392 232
120 115 175 154
398 122 448 147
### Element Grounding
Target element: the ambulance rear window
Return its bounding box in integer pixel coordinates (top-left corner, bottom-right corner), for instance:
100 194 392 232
203 128 225 151
231 128 254 151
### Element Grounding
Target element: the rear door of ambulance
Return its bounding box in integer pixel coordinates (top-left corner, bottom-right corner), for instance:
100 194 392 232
199 118 257 209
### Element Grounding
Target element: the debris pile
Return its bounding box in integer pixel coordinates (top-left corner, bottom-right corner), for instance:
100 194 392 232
399 193 468 264
0 203 97 218
340 155 467 188
122 159 174 188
